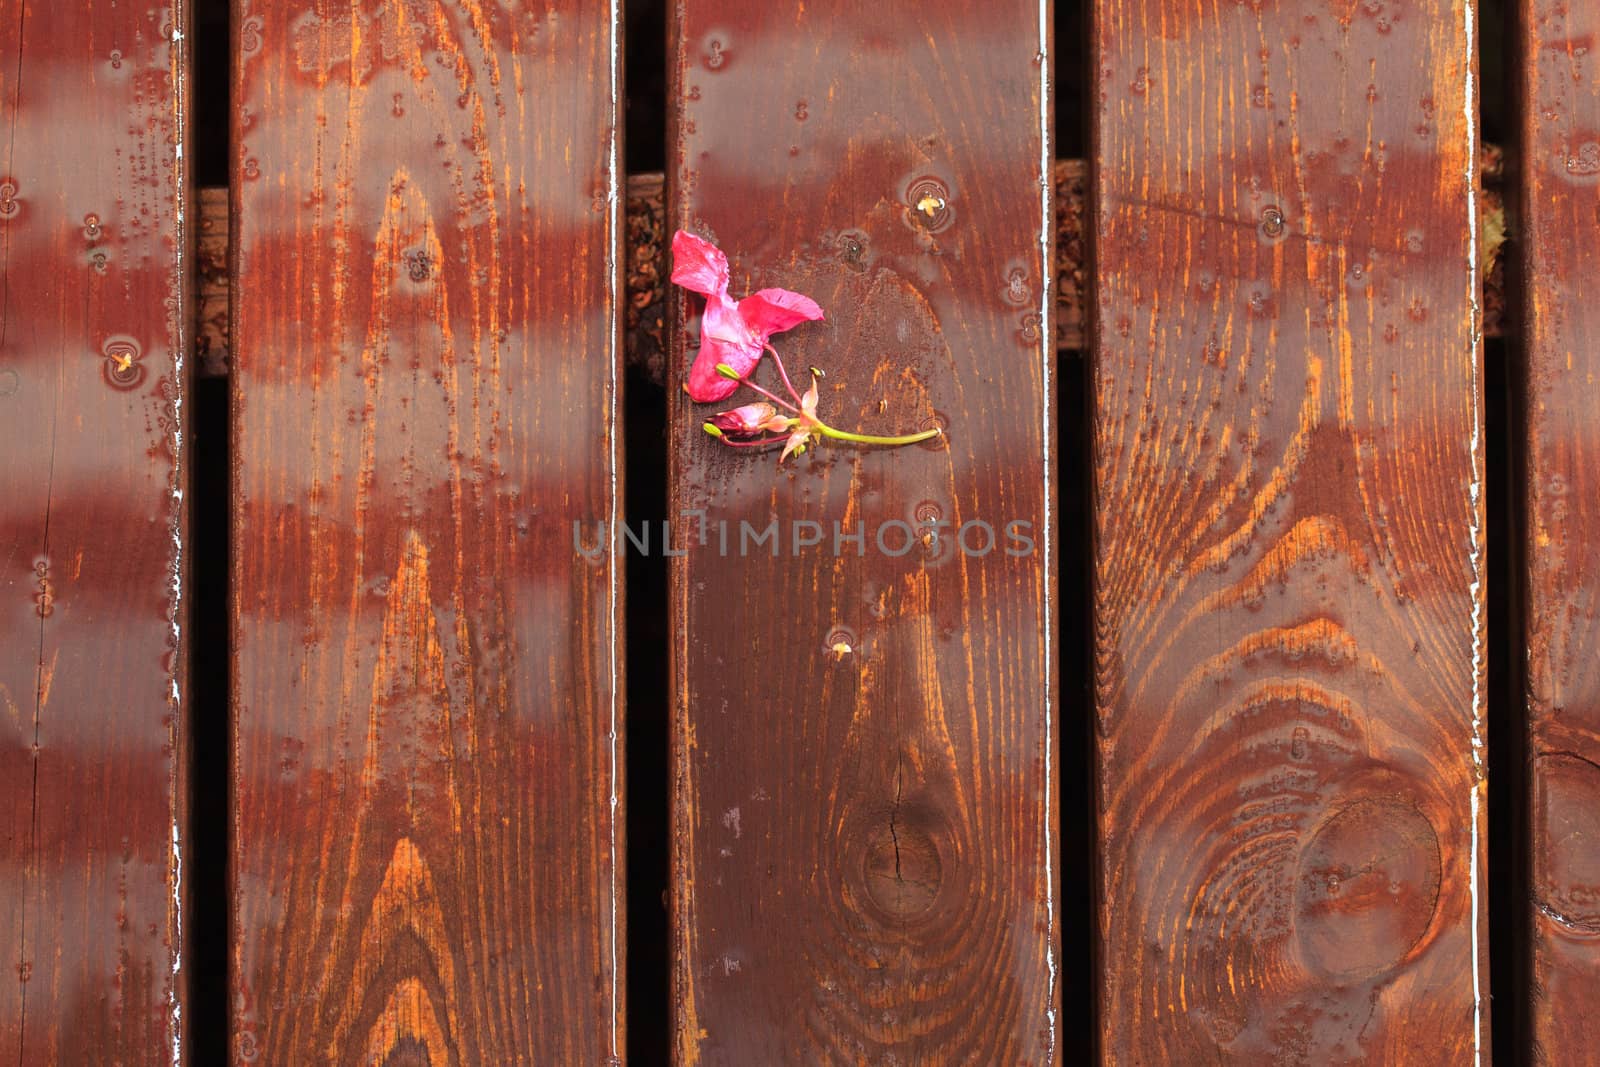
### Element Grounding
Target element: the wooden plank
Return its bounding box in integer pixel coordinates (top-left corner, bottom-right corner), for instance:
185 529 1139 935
0 2 191 1062
667 4 1057 1061
230 3 623 1062
1519 0 1600 1053
1091 0 1487 1060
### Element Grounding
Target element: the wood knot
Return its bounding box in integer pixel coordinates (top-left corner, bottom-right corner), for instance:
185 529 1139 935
1293 796 1441 980
862 813 944 921
1534 753 1600 935
378 1036 433 1067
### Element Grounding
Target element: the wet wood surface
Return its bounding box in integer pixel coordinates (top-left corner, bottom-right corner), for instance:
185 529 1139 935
230 2 623 1062
1091 0 1487 1060
1519 0 1600 1055
196 155 1518 388
0 3 191 1062
667 3 1058 1062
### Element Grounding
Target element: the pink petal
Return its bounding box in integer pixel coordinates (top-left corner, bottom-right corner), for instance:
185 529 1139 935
709 402 776 435
800 377 820 417
685 337 749 403
738 288 825 341
670 230 730 297
780 430 810 463
729 401 776 425
686 296 763 403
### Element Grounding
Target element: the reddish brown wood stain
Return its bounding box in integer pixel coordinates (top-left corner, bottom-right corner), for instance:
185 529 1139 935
230 2 623 1062
1091 0 1487 1060
1520 0 1600 1054
0 3 191 1062
668 3 1058 1062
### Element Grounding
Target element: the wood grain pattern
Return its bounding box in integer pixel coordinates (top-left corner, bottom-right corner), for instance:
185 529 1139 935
668 3 1058 1062
0 3 191 1062
230 2 623 1062
1091 0 1487 1060
1519 0 1600 1054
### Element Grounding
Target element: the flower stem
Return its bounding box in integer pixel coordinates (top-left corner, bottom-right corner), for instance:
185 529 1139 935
815 422 943 446
764 344 803 404
716 434 787 448
732 373 802 414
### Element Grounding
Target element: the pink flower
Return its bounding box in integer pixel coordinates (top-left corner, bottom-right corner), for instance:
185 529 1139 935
705 402 788 441
671 230 825 403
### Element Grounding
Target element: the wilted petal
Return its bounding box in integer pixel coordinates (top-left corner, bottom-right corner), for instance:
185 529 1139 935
800 376 820 417
670 230 731 296
686 294 763 402
738 288 825 340
708 402 778 438
685 336 750 402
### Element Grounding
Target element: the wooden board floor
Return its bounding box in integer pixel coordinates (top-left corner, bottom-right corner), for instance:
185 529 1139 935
5 1 1597 1062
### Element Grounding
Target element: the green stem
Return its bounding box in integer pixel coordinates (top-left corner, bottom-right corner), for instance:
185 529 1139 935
815 422 942 446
